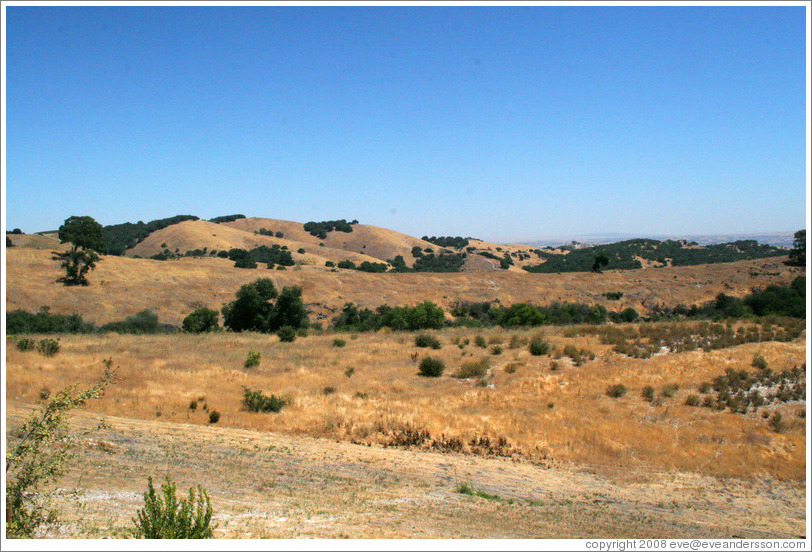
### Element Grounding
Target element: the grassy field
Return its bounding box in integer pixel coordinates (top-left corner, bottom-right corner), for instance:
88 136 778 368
4 244 807 540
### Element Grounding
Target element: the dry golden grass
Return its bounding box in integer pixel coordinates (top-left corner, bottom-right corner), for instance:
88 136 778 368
5 246 801 327
6 325 805 481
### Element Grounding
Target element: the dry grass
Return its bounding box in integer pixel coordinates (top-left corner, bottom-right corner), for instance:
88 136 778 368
6 325 805 481
6 247 801 327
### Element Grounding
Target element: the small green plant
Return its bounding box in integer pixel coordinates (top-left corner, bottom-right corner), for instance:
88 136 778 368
641 385 655 403
528 337 550 356
456 482 501 501
208 410 220 424
474 335 487 348
452 358 490 379
189 400 197 411
660 383 680 398
242 388 287 413
768 413 786 433
37 338 60 357
414 334 441 349
344 366 355 378
277 326 296 342
16 337 36 351
132 476 215 538
322 386 336 396
752 353 768 370
418 356 445 378
244 351 261 368
606 384 627 398
685 394 700 406
332 338 346 348
490 345 503 355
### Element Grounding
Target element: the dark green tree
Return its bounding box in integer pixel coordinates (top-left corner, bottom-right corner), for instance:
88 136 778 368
271 286 308 330
6 236 14 248
222 279 278 332
787 229 805 267
54 216 107 286
591 253 609 273
182 308 220 333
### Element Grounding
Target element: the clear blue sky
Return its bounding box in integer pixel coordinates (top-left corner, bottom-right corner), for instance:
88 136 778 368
3 3 808 243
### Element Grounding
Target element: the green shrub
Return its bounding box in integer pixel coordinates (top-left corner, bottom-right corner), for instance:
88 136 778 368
344 366 355 378
208 410 220 424
490 345 503 355
452 358 490 379
606 384 627 398
182 307 219 333
132 476 215 538
415 334 441 349
528 337 550 356
37 338 60 357
242 388 287 413
277 326 296 342
661 383 680 398
768 413 786 433
244 351 261 368
418 357 445 378
751 353 768 370
641 385 655 403
333 338 346 347
16 338 36 351
474 335 487 348
685 394 700 406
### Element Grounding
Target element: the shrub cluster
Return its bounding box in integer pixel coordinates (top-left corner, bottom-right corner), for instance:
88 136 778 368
100 310 169 334
421 236 471 249
303 219 356 238
208 214 245 224
242 388 287 413
6 307 95 334
333 301 445 332
414 334 441 349
689 365 805 415
580 318 804 359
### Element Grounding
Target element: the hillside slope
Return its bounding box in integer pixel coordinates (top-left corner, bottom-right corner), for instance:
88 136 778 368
5 247 799 327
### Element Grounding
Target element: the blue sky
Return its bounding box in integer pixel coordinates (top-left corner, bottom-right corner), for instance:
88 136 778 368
3 3 808 243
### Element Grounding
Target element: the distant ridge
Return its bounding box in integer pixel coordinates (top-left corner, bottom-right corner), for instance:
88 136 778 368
522 231 797 248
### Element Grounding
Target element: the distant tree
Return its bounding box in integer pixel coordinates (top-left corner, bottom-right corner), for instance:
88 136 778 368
591 253 609 273
54 216 107 286
10 228 23 234
787 229 805 267
271 286 308 330
6 236 14 248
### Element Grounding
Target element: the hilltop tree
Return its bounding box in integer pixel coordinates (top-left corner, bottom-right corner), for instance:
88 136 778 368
787 229 805 267
54 216 107 286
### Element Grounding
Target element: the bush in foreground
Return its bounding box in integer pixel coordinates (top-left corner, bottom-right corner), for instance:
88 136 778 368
132 476 215 538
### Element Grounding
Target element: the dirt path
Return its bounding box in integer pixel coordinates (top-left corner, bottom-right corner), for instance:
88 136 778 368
6 402 806 539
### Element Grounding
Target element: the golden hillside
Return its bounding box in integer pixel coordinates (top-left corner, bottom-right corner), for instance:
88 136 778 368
5 246 799 327
125 219 391 268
